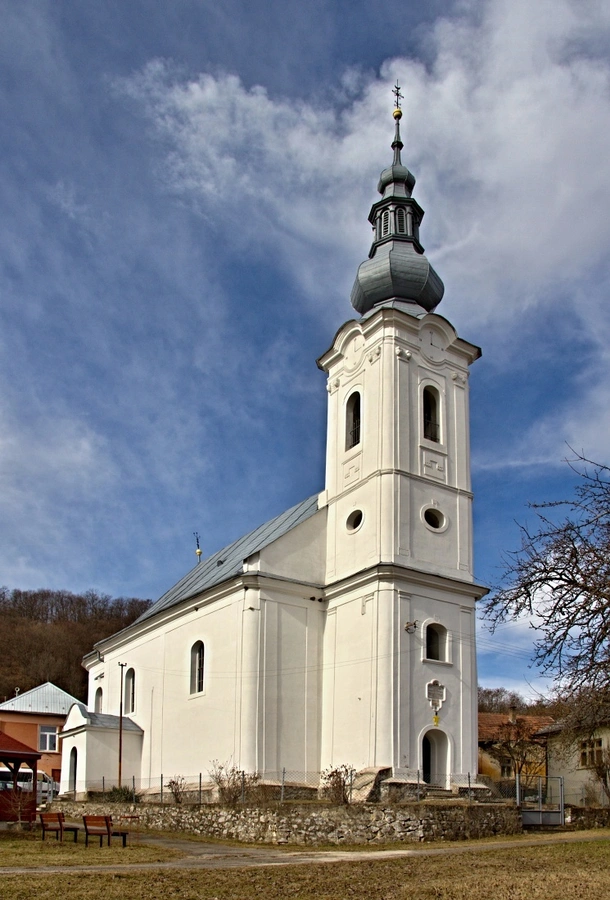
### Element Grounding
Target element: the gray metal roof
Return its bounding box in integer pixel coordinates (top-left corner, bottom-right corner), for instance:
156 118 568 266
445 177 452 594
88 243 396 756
0 682 80 715
134 493 320 625
66 703 143 733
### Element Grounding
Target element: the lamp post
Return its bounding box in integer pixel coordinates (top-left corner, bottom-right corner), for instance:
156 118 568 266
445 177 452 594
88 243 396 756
118 662 126 788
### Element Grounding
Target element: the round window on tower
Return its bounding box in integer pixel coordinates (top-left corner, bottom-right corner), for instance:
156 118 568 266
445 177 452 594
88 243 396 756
422 506 447 532
346 509 364 533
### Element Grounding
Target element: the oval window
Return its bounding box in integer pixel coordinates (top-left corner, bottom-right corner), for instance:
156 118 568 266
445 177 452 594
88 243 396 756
424 508 445 530
346 510 364 532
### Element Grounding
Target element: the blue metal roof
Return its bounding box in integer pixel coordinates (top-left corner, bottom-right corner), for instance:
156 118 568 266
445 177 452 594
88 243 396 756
0 682 80 715
134 493 320 625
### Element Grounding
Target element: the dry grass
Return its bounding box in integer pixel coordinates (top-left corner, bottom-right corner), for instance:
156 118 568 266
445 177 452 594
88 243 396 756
1 834 610 899
0 830 183 868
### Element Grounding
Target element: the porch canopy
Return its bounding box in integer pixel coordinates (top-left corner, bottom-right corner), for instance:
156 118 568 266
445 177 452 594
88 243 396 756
0 732 41 821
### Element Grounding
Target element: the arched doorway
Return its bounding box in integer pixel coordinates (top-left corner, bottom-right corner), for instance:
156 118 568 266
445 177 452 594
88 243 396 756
69 747 78 794
422 730 449 788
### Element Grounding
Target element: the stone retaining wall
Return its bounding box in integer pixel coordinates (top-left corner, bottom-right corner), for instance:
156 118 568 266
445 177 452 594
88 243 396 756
567 806 610 829
54 800 521 845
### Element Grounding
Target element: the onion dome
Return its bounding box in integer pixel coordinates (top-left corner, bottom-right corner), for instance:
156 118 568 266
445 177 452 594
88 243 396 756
350 103 444 316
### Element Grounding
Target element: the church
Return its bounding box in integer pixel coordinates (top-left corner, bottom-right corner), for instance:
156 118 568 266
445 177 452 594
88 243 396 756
60 95 486 796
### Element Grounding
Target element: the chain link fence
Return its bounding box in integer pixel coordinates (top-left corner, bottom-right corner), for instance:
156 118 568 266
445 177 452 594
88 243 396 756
63 769 513 806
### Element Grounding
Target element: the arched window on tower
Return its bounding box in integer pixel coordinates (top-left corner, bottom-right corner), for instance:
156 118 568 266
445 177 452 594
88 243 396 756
426 624 448 661
423 386 440 443
396 207 406 234
346 391 361 450
382 210 390 236
190 641 205 694
124 668 135 715
94 687 103 714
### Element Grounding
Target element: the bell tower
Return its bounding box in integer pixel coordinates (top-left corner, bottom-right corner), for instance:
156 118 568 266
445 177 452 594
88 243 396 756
318 89 486 780
318 94 481 587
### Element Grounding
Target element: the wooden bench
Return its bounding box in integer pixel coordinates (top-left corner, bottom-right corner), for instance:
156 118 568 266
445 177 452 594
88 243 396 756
40 811 79 842
82 814 129 847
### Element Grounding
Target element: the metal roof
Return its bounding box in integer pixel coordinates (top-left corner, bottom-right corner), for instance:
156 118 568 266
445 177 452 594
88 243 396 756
134 493 320 625
67 703 143 733
0 682 81 715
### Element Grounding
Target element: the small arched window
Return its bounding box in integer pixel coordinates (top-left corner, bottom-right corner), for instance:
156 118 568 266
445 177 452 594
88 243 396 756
396 207 406 233
94 687 103 714
346 391 361 450
69 747 77 793
382 210 390 236
423 386 440 443
191 641 205 694
426 624 447 661
124 668 135 715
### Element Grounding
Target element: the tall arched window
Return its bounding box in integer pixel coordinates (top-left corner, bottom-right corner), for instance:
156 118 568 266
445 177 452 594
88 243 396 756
346 391 361 450
94 687 103 714
396 207 406 233
423 386 440 443
124 668 135 715
190 641 205 694
382 210 390 236
426 624 448 661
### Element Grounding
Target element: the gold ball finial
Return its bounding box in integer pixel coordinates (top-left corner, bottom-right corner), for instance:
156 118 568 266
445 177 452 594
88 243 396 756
393 108 402 120
196 547 202 557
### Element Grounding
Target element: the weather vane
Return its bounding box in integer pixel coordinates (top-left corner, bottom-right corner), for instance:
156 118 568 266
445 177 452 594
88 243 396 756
193 531 202 563
392 81 403 110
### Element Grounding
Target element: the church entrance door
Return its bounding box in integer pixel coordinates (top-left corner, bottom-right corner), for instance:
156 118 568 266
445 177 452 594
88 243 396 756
422 730 448 788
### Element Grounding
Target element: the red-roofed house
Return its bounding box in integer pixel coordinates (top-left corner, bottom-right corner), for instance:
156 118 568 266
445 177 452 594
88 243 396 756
478 709 554 783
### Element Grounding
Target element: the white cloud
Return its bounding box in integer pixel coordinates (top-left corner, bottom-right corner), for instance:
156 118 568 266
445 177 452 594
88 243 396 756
118 0 610 471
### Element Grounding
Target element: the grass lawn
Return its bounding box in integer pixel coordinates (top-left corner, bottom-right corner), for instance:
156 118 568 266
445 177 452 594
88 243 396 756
1 830 610 899
0 829 183 868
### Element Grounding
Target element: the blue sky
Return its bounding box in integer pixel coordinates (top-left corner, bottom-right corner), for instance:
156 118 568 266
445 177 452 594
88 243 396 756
2 0 610 700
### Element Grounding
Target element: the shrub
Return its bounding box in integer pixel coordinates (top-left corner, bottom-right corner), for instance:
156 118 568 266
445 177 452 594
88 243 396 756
321 764 355 804
104 785 142 803
209 761 261 805
166 775 187 805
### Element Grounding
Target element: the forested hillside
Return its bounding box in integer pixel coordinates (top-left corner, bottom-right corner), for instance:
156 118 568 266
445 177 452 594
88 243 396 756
0 587 151 702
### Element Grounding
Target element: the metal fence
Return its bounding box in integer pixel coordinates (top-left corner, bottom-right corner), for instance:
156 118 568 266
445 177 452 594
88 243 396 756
59 769 610 812
61 770 506 805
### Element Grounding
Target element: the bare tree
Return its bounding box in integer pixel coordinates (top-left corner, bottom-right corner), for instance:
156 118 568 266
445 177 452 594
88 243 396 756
484 717 548 789
484 453 610 693
478 687 528 713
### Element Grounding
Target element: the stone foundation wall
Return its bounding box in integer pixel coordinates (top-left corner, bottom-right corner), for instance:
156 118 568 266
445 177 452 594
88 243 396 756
567 807 610 829
53 800 521 845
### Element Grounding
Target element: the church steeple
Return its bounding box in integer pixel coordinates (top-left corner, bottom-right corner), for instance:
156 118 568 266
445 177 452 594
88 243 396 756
350 85 444 316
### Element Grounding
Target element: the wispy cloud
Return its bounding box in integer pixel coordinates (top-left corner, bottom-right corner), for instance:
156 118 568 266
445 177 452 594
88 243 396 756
1 0 609 618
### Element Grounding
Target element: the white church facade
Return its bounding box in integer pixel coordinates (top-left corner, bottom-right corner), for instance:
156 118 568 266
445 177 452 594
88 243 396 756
60 100 486 796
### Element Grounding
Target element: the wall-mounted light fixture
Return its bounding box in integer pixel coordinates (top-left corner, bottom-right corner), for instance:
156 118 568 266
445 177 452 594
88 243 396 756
404 620 418 634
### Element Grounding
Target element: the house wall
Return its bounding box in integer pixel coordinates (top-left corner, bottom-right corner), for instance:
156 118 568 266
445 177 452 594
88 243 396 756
547 730 610 806
0 711 64 779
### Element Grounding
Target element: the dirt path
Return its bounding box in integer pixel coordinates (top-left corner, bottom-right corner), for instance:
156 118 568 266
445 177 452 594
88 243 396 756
2 829 610 876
